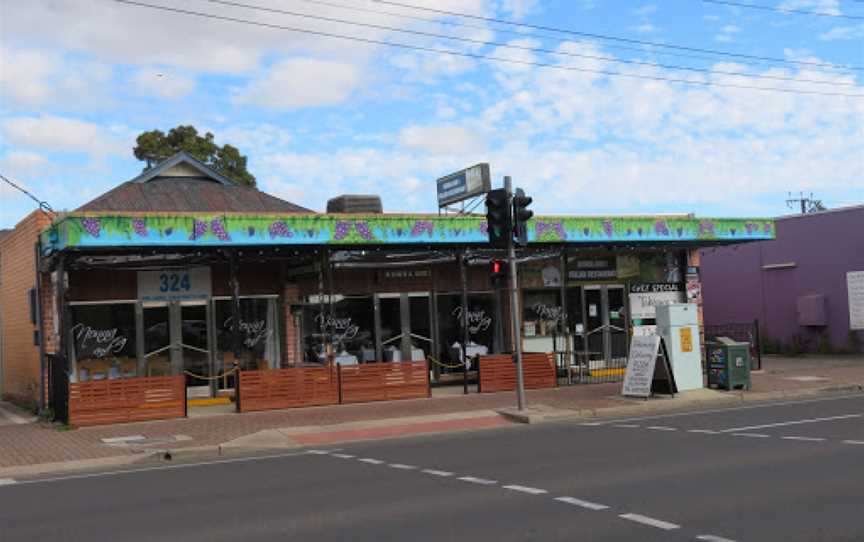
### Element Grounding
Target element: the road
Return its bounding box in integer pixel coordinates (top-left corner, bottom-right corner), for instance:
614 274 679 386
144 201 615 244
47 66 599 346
1 394 863 541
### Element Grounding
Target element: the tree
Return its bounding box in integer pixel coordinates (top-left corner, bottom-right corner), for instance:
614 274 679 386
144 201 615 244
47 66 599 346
133 125 256 187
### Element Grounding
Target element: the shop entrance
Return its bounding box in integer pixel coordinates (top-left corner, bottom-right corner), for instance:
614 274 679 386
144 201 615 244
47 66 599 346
376 293 432 362
582 285 628 367
142 301 213 399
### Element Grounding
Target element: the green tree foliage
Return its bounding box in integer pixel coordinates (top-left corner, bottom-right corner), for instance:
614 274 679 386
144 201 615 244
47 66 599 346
133 125 256 187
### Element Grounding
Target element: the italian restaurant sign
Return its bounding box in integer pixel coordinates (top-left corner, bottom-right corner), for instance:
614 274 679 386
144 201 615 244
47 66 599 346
628 283 684 320
138 267 211 302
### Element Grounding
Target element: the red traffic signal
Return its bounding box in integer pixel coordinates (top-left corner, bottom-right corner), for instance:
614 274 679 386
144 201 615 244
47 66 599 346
491 259 507 289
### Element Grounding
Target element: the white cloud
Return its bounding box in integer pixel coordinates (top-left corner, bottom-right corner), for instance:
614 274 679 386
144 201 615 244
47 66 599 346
633 4 658 16
820 24 864 41
130 68 196 99
1 116 129 157
0 47 111 107
778 0 841 16
630 23 660 34
502 0 540 19
234 58 361 110
399 124 486 154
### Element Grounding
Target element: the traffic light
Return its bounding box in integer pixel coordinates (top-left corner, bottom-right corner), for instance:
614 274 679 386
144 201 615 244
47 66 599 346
490 259 507 289
485 188 511 248
512 187 533 247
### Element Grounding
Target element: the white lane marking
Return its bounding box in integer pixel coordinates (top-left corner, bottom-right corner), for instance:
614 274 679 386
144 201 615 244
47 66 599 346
843 440 864 445
619 513 680 530
719 413 862 433
307 450 332 455
502 484 547 495
612 424 640 428
781 436 826 442
554 496 609 510
697 535 738 542
388 463 417 470
332 453 355 459
359 458 385 464
646 426 677 431
579 422 605 426
0 478 17 486
688 429 719 434
421 469 454 477
601 394 864 424
6 451 312 487
458 476 497 485
731 433 770 438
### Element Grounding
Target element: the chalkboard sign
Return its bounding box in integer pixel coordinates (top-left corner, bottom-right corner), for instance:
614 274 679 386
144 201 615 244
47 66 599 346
622 335 677 398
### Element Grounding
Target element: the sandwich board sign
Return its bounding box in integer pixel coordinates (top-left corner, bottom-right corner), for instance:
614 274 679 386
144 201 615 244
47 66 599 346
622 335 677 398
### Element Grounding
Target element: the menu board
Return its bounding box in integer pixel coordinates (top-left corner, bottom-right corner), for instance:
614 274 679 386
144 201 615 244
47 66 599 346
622 335 661 397
848 271 864 330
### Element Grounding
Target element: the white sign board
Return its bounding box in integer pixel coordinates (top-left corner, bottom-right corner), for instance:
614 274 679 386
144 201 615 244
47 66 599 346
622 335 661 397
628 283 684 320
138 267 211 302
848 271 864 330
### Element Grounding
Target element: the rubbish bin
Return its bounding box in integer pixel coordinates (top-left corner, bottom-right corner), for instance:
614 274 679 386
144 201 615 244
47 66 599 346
706 337 751 391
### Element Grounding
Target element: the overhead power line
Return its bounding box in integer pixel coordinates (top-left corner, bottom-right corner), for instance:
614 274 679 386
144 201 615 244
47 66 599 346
200 0 857 88
0 173 54 213
702 0 864 19
372 0 864 72
109 0 864 98
290 0 857 74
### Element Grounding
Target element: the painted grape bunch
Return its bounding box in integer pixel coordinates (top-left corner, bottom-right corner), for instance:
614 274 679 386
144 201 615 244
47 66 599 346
189 219 208 240
132 218 148 237
744 222 756 235
699 220 715 236
334 221 352 240
410 220 434 237
81 218 101 237
654 220 670 236
354 221 374 241
211 218 230 241
535 222 550 238
602 220 614 237
553 222 566 239
479 222 488 235
268 221 293 238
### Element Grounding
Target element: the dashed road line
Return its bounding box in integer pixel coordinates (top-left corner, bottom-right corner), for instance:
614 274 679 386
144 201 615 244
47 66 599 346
612 424 640 428
502 484 547 495
0 478 17 486
358 458 385 464
579 422 605 426
688 429 719 434
843 440 864 445
458 476 497 485
554 496 609 510
647 426 678 431
732 433 770 438
619 513 681 530
332 453 355 459
781 436 826 442
697 534 738 542
307 450 332 455
389 463 417 470
421 469 454 477
719 413 862 433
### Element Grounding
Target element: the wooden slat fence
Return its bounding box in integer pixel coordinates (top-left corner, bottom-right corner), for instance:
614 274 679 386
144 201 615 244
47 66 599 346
68 376 185 427
238 367 338 412
339 361 430 404
479 353 557 393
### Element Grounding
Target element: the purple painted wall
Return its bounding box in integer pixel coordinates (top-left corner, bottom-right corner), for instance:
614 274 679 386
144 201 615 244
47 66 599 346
701 205 864 353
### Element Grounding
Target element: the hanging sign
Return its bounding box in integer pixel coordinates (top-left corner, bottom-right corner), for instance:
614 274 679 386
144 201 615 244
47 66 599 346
436 163 491 207
848 271 864 330
628 283 684 319
622 335 677 398
138 267 211 302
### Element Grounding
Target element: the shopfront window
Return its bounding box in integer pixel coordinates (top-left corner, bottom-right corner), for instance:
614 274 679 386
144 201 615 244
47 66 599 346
70 303 137 382
215 297 279 371
301 296 375 364
522 289 565 338
436 294 494 371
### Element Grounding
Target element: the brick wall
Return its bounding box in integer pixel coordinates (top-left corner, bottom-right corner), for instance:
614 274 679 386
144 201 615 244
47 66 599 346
0 210 53 406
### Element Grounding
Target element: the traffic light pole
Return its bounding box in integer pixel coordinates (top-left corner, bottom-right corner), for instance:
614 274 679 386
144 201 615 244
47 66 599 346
504 176 527 411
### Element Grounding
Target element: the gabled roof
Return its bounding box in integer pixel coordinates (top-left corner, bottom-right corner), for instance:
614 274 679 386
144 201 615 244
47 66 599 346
76 151 312 214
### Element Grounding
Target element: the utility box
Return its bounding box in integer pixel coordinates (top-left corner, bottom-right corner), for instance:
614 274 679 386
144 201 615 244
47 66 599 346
707 337 751 391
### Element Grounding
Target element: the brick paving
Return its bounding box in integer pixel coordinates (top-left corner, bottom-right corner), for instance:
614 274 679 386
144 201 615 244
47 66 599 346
1 354 861 469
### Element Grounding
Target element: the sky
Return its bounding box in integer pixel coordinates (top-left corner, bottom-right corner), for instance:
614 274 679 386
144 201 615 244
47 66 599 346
1 0 862 227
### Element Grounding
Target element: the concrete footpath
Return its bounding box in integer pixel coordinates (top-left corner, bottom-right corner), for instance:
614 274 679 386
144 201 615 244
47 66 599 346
1 354 861 479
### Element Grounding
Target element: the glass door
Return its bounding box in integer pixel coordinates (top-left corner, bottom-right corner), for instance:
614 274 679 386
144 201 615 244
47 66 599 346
607 286 628 360
377 293 431 362
581 285 629 371
378 294 403 361
584 287 605 366
179 302 212 398
408 294 432 362
142 304 171 377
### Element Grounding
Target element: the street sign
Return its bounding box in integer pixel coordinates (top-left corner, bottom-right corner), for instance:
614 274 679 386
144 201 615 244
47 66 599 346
436 163 491 207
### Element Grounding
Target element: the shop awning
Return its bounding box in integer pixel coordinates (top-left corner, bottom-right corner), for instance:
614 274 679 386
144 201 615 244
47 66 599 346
40 212 775 254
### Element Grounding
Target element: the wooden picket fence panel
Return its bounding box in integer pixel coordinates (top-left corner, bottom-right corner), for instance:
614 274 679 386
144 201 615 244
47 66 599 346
68 376 185 427
479 353 557 393
339 361 430 405
238 367 339 412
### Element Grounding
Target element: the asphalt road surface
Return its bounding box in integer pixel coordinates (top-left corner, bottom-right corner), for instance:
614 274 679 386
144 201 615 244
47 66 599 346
2 394 864 541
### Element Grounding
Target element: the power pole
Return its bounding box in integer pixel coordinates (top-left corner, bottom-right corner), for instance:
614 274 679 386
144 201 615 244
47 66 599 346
786 192 824 214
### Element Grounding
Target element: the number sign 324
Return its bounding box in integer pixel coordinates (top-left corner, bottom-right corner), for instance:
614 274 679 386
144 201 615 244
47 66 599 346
159 272 191 292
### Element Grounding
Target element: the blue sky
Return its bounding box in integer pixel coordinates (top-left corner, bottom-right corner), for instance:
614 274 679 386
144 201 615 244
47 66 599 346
1 0 862 227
